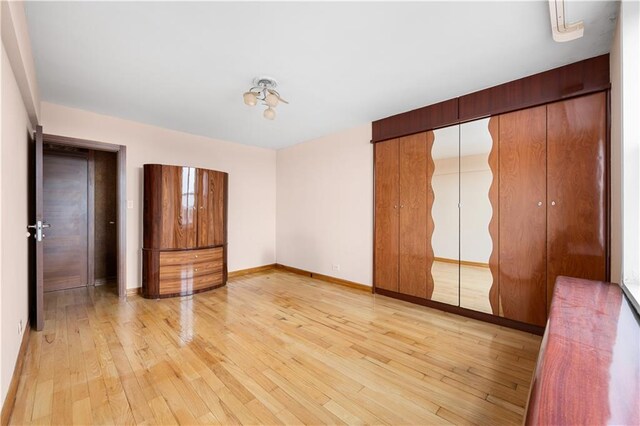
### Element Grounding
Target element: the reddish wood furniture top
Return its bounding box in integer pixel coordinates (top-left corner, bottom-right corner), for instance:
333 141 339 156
525 276 640 425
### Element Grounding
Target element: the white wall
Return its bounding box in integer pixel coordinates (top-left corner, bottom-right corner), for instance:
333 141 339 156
1 43 32 409
40 102 277 289
276 125 373 285
611 2 640 300
431 156 459 260
432 155 493 263
460 157 492 264
610 8 622 284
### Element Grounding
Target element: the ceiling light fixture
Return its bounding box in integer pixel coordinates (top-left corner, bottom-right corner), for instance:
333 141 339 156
548 0 584 42
242 77 288 120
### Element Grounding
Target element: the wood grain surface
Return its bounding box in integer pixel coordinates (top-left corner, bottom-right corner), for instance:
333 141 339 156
525 276 640 426
372 55 609 143
197 169 225 247
9 270 541 425
158 247 224 295
372 98 459 143
93 151 117 282
399 133 429 298
374 139 400 292
161 165 198 249
458 54 610 121
43 152 89 292
498 106 547 326
546 93 607 311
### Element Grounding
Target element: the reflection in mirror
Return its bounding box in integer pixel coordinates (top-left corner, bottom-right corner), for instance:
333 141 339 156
430 125 460 306
460 118 494 314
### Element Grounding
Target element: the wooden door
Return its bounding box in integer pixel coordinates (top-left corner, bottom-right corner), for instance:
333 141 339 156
161 166 198 249
197 169 226 247
498 106 547 326
94 151 118 283
399 133 431 298
43 151 89 292
374 139 399 292
29 126 45 330
547 93 607 309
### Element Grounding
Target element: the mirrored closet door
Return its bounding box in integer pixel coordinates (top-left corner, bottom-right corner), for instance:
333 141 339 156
427 118 499 314
459 118 497 314
429 125 460 306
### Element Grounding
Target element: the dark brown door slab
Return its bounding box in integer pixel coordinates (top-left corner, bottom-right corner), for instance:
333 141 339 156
43 152 89 292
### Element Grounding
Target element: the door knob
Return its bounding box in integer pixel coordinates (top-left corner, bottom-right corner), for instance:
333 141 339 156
27 220 50 242
394 205 397 209
537 201 543 206
551 201 556 206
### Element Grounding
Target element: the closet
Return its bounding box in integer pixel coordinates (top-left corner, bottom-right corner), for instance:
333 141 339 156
142 164 228 298
373 91 607 329
374 133 434 299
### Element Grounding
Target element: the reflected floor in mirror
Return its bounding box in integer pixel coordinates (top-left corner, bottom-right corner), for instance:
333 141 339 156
431 261 493 314
460 264 493 314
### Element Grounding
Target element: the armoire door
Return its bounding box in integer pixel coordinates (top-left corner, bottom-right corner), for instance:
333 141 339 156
374 139 399 292
399 133 432 298
197 169 225 247
499 106 548 326
161 165 198 249
547 92 607 309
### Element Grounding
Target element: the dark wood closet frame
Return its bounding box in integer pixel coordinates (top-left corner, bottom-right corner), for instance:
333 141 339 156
371 54 612 335
42 133 127 298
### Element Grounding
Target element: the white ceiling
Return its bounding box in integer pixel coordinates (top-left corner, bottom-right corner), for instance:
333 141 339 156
24 1 618 149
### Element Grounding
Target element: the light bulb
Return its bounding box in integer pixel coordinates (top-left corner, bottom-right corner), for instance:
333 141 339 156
243 91 258 106
263 107 276 120
265 92 279 107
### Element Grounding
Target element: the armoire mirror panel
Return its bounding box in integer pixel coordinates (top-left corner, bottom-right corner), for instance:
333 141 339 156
430 124 460 306
459 118 495 314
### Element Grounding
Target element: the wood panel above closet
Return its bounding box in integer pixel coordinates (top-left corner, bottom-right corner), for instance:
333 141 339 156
371 54 610 143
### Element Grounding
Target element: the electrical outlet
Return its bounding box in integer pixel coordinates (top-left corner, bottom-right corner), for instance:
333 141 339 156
17 319 23 335
332 264 340 272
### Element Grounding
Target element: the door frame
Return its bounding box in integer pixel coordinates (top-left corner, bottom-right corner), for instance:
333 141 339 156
41 132 127 298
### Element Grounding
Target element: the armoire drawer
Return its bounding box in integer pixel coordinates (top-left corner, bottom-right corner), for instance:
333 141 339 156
159 247 223 266
158 248 224 295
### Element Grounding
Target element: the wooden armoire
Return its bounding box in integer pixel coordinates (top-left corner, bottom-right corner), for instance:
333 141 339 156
372 55 610 332
142 164 228 298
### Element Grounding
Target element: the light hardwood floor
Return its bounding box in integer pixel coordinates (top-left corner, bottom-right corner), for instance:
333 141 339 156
10 270 541 425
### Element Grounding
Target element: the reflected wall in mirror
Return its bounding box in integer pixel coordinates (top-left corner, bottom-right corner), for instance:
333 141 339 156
430 125 460 306
459 118 497 314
